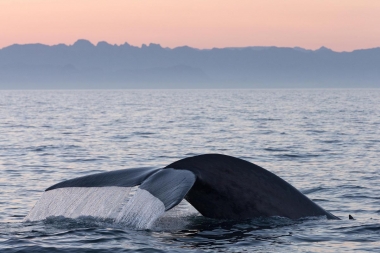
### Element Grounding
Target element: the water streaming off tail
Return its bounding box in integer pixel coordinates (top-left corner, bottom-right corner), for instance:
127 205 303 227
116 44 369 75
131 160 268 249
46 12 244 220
115 189 165 229
24 187 199 230
24 187 138 222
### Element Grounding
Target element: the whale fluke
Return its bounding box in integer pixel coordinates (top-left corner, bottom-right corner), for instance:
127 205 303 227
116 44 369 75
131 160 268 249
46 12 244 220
26 154 339 224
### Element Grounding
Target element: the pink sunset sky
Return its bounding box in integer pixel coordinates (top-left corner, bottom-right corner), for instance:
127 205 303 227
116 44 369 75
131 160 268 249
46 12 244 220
1 0 379 51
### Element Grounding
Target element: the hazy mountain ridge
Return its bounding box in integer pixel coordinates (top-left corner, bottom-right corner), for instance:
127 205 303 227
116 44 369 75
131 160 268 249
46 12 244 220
1 40 379 88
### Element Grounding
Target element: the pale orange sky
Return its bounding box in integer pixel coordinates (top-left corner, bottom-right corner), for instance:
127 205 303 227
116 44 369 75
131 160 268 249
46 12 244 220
1 0 379 51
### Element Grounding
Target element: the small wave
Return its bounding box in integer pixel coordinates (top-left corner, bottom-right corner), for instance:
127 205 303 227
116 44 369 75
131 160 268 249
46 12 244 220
254 118 281 121
65 158 103 163
112 135 129 140
320 139 341 144
276 154 302 158
5 124 36 129
132 132 155 136
301 186 325 195
27 145 59 152
338 185 367 189
10 215 25 218
275 153 320 159
306 129 326 134
21 164 52 168
263 148 288 152
258 130 276 135
63 145 82 150
341 224 380 234
340 194 377 200
293 234 331 242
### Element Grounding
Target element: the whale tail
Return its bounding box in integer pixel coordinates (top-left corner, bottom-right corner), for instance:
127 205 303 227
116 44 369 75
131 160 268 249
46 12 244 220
25 154 340 226
25 167 196 229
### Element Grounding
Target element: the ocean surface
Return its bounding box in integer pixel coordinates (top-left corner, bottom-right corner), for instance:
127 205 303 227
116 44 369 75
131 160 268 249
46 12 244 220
0 89 379 252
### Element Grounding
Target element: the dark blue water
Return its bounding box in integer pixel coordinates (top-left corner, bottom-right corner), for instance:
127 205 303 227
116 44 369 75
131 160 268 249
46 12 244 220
1 89 380 252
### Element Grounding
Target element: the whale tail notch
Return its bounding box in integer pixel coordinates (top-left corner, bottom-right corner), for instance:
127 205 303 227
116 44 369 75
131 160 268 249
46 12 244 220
139 168 196 211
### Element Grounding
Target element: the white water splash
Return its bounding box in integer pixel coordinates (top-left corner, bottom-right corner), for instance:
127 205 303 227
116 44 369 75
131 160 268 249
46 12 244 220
24 187 198 230
115 189 165 229
152 199 200 231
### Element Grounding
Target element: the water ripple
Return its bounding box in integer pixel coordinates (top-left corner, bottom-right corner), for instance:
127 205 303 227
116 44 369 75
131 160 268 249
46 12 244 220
1 89 380 252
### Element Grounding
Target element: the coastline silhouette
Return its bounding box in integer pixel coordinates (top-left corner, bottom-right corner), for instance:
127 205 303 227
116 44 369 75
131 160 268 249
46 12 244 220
1 39 379 89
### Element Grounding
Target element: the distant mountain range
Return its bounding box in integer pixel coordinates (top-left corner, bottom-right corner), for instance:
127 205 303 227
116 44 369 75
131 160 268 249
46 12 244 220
1 39 379 88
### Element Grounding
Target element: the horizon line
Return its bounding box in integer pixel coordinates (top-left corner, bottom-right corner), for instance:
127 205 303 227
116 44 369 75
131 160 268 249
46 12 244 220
2 39 380 53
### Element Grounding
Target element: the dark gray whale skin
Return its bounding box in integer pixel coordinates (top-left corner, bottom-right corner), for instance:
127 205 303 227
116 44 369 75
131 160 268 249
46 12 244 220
45 154 339 220
46 167 159 191
165 154 339 220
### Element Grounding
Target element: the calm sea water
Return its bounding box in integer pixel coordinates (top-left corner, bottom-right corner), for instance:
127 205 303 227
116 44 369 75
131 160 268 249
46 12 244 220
0 89 379 252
